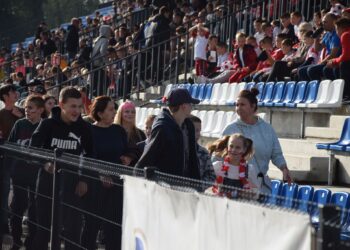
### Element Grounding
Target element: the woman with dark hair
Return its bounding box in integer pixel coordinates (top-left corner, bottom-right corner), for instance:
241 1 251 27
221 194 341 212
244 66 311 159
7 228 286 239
42 95 57 118
81 96 136 250
222 88 292 193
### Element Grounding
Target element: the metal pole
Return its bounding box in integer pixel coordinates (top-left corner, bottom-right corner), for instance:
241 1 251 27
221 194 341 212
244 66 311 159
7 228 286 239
175 37 180 85
50 148 63 250
328 151 335 186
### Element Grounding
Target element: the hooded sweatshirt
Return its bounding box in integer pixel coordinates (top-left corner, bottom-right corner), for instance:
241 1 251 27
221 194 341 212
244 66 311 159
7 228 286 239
135 108 200 180
30 106 94 192
92 25 111 67
222 116 286 175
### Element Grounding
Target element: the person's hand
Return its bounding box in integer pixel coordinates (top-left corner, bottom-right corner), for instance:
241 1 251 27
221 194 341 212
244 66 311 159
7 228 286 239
44 162 54 174
12 107 23 118
120 155 132 166
282 167 292 185
287 61 292 67
291 68 297 74
326 60 334 68
100 175 113 188
75 181 88 197
208 56 213 61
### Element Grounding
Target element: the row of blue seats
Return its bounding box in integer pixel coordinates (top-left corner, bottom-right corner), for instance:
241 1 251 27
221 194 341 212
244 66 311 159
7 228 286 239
269 180 350 240
317 117 350 152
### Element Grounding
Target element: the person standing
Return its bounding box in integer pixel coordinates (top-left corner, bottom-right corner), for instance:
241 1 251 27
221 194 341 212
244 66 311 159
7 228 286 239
66 18 80 63
30 86 93 250
135 88 201 180
0 84 24 245
8 95 45 250
222 88 292 193
81 96 136 250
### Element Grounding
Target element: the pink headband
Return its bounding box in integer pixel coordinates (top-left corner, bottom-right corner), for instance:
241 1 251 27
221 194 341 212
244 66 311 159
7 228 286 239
120 101 135 111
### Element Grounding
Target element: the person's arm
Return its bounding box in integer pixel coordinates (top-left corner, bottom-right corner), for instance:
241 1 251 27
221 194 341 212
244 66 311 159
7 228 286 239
8 121 19 143
331 32 350 67
29 119 50 148
320 47 340 64
269 126 292 184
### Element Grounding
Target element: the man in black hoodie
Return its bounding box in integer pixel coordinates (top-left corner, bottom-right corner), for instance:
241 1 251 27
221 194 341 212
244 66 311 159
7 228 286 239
30 86 93 250
135 88 201 180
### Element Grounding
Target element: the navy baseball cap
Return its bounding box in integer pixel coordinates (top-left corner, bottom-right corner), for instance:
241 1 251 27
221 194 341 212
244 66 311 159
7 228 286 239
166 88 200 106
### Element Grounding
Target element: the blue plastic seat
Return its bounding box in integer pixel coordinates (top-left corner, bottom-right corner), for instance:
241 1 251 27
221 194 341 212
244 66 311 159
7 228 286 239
190 83 199 98
184 83 191 91
258 82 275 106
330 192 350 225
265 81 285 107
274 81 296 107
245 82 256 90
265 180 283 205
255 82 265 102
202 83 213 103
196 84 207 100
285 81 308 108
310 189 332 226
297 80 319 107
295 186 314 213
316 118 350 150
280 183 298 209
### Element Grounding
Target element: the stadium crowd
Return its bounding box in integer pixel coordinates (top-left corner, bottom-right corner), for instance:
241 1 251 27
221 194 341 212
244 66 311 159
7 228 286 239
0 0 350 249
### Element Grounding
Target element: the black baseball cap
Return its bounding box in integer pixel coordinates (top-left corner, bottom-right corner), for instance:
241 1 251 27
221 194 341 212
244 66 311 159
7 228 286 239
166 88 200 106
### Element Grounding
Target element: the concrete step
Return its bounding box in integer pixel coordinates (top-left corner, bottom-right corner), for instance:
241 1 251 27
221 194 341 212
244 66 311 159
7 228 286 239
145 86 162 95
279 138 329 157
330 115 349 130
268 154 329 182
305 127 341 139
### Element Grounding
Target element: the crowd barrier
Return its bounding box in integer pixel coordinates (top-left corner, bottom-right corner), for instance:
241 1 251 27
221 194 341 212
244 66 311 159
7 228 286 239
1 142 350 249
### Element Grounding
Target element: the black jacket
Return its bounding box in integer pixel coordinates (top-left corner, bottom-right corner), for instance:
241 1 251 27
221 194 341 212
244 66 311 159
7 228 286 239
66 24 79 54
30 106 93 157
135 108 200 180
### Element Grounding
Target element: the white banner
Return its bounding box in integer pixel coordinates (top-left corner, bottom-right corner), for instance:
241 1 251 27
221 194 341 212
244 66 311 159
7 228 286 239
122 176 311 250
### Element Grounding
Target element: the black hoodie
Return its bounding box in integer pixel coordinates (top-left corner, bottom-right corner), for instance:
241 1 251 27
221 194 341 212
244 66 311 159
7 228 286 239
30 106 93 156
135 108 200 180
30 106 94 192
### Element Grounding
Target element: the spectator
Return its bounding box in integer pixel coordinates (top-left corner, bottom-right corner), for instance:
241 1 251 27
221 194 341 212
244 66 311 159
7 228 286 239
342 8 350 19
326 18 350 100
207 35 219 75
114 101 146 161
246 36 262 56
43 95 57 118
190 22 210 77
66 18 80 63
189 115 216 182
280 13 298 43
91 25 111 96
30 87 94 250
222 88 292 193
291 11 303 39
253 18 265 44
81 96 134 250
298 13 341 81
271 20 282 45
262 22 273 39
39 31 57 58
0 84 24 241
8 95 45 250
211 133 253 196
137 114 156 152
329 0 345 16
313 11 323 30
135 88 201 179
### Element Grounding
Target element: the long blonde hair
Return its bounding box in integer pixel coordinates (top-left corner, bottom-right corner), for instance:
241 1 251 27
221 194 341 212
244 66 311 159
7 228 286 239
114 101 143 142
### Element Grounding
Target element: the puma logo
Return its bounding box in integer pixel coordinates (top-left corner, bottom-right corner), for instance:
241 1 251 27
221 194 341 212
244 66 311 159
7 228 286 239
68 132 81 145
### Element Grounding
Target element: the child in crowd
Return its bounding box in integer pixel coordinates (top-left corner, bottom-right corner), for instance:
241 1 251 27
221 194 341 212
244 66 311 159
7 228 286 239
189 115 216 182
246 36 262 56
207 35 219 76
329 0 345 16
253 18 265 43
190 22 210 77
8 95 45 249
211 134 254 197
291 11 303 39
271 20 282 45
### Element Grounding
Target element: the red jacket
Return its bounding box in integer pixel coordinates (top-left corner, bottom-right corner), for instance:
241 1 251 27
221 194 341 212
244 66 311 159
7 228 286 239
333 28 350 66
230 44 258 71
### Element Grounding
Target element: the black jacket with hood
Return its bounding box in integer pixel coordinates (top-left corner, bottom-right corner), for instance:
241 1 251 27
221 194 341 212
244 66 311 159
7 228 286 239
135 108 200 180
30 106 94 192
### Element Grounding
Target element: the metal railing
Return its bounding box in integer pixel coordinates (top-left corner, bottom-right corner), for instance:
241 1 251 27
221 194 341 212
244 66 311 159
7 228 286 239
1 142 350 249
